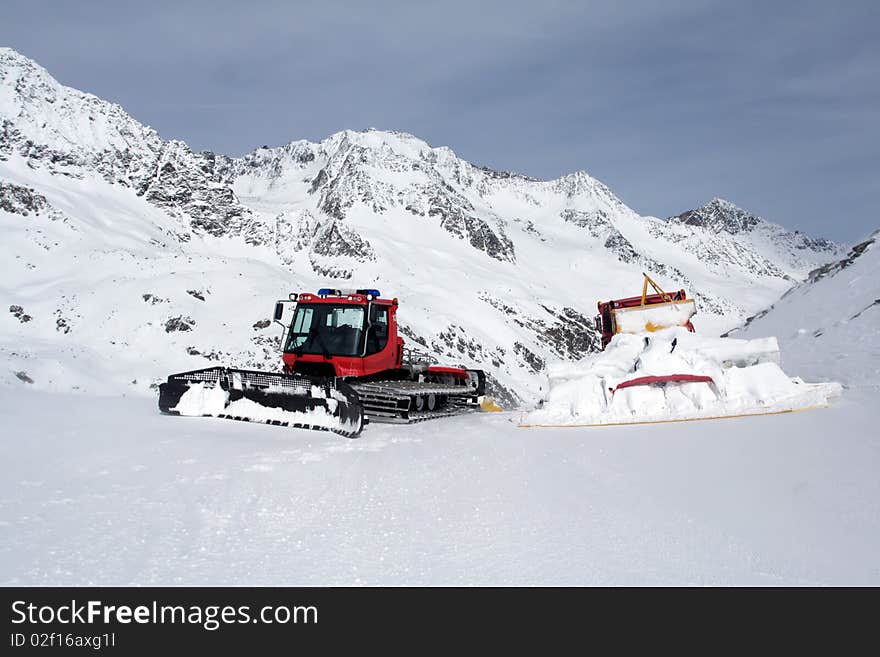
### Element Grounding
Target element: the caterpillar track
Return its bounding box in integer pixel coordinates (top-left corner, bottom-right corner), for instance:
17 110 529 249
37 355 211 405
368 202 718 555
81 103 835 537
351 380 481 423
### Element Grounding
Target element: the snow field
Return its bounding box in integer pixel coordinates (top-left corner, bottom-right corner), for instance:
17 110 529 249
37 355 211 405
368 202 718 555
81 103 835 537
734 231 880 390
2 388 878 585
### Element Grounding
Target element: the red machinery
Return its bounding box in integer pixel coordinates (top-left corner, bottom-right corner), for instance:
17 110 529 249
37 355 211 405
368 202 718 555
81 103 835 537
612 374 714 394
159 288 486 437
595 273 696 349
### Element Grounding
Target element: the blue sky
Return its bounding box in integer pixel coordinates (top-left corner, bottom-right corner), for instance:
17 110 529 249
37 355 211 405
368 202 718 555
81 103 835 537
2 0 878 241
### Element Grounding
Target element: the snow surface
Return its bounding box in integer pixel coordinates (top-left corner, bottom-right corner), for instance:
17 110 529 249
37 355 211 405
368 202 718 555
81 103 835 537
524 329 840 426
733 231 880 390
1 388 879 585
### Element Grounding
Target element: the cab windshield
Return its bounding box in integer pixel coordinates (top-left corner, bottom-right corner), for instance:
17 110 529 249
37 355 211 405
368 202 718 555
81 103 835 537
285 303 365 356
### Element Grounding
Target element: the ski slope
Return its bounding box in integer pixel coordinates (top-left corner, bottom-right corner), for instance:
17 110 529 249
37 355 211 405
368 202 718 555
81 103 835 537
733 231 880 390
2 388 878 585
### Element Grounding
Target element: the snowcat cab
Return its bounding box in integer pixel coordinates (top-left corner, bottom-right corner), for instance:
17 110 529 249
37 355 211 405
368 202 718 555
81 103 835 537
275 289 404 380
595 273 696 349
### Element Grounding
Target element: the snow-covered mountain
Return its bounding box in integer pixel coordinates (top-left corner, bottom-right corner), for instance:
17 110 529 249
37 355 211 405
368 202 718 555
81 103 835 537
729 231 879 389
665 197 840 278
0 47 846 406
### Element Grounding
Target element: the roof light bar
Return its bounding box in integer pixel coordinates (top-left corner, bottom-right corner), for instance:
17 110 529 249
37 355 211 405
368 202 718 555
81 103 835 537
316 287 382 298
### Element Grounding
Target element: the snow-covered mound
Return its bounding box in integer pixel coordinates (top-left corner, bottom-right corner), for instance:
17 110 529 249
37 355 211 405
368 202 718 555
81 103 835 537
730 230 880 389
524 328 841 426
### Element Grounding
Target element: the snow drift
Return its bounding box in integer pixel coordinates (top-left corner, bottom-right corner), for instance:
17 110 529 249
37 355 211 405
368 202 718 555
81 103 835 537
524 328 841 426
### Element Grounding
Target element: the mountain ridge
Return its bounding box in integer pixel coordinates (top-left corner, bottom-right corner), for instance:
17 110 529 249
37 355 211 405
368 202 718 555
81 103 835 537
0 46 847 405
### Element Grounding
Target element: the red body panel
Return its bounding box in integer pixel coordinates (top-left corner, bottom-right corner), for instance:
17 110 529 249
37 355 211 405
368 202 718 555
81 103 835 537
613 374 714 394
426 366 468 378
599 289 687 312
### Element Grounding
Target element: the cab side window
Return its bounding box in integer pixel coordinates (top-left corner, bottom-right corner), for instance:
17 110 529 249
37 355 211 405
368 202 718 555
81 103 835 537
365 305 389 355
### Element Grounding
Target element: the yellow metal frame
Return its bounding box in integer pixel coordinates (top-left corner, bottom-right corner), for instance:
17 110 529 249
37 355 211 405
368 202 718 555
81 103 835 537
640 272 674 306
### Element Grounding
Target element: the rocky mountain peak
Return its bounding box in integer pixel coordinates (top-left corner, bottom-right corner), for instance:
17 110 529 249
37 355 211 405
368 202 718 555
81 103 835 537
668 197 761 234
0 46 53 88
1 47 162 163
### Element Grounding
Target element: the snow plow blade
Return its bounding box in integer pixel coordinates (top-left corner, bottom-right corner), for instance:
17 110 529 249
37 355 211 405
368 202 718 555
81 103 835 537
158 367 364 438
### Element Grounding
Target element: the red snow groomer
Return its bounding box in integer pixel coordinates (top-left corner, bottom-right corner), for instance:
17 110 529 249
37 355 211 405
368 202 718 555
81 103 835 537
595 273 696 349
158 288 486 438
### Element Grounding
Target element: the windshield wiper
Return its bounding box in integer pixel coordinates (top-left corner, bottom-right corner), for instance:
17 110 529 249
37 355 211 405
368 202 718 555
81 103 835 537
298 327 332 359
